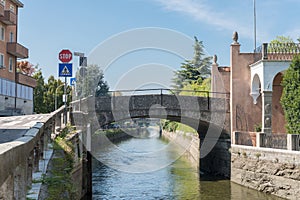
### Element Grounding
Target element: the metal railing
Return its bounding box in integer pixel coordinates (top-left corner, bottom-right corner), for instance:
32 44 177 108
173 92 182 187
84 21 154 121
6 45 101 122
107 88 229 97
71 88 230 112
108 88 229 111
235 131 287 150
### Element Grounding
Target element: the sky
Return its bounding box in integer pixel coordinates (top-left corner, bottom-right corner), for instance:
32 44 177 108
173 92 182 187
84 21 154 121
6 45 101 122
17 0 300 90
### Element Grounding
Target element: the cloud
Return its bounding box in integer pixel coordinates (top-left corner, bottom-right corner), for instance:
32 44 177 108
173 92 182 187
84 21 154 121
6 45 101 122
155 0 253 39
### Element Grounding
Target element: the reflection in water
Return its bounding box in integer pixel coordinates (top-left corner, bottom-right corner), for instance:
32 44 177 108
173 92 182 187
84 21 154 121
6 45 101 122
92 129 284 200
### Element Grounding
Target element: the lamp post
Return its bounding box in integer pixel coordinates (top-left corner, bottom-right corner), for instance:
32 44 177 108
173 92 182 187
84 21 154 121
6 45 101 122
74 51 87 98
55 83 65 111
254 0 257 50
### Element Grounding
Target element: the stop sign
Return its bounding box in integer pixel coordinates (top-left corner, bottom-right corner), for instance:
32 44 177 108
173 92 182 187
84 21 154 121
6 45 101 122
59 49 72 63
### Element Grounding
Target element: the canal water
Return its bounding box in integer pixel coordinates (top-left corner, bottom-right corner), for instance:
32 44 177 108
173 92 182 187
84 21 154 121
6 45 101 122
92 129 283 200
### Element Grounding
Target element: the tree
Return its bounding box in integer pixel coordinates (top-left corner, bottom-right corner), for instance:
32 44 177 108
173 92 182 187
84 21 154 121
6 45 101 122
172 36 212 90
192 36 211 77
33 68 72 113
33 69 47 113
179 78 211 96
76 65 109 98
270 36 294 44
95 72 109 97
269 36 299 53
44 76 67 112
281 55 300 134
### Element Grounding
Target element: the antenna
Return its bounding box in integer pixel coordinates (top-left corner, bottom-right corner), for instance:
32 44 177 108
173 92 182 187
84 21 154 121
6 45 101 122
254 0 257 50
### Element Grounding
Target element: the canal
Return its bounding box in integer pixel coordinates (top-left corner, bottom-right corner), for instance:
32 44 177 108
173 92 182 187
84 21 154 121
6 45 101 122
92 128 283 200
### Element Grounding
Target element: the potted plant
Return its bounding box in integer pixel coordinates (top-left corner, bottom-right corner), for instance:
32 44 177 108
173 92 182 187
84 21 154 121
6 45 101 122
250 124 262 147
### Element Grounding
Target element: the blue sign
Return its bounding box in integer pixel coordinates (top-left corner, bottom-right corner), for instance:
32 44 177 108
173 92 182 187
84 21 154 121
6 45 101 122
70 77 76 86
59 63 73 77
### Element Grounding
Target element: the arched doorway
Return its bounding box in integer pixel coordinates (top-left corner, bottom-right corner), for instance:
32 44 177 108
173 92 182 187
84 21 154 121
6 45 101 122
272 72 286 134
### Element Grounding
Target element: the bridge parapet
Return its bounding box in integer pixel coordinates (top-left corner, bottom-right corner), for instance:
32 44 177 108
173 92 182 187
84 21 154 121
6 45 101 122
71 90 230 135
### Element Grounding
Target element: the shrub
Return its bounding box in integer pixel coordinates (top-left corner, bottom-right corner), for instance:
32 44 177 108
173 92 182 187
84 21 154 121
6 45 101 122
281 55 300 134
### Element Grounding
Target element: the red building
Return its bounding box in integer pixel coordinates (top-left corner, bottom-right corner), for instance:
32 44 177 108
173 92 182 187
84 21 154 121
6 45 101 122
0 0 36 115
212 32 297 148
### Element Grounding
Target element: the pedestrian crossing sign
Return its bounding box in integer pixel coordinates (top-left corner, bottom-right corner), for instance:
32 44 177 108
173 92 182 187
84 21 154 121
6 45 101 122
59 63 73 77
70 77 76 86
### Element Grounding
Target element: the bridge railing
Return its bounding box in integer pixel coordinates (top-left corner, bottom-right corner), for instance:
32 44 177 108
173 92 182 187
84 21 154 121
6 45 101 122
71 89 229 113
107 88 229 97
108 88 229 111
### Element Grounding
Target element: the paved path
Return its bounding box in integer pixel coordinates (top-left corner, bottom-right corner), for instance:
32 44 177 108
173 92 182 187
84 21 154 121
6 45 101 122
0 114 51 143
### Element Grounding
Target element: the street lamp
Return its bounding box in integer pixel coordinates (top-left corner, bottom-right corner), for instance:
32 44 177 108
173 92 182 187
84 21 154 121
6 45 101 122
74 51 87 98
55 83 65 110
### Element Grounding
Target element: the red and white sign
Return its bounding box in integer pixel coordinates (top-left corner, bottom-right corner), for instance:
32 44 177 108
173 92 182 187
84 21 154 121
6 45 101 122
59 49 72 63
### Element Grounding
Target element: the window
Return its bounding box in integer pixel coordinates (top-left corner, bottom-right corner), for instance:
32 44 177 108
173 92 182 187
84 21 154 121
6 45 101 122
17 84 21 98
9 4 14 13
9 32 14 42
8 57 13 72
2 79 6 95
0 26 4 41
28 88 33 100
0 0 5 6
0 79 2 95
0 54 4 68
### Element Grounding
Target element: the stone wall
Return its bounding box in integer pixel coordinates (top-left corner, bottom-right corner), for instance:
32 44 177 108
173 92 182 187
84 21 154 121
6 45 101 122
162 131 200 169
0 95 33 115
162 130 231 178
200 137 231 178
231 145 300 199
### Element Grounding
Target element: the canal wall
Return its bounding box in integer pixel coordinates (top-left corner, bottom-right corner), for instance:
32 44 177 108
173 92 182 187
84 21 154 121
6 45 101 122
200 136 231 178
91 128 150 147
231 144 300 199
162 130 231 178
162 131 200 169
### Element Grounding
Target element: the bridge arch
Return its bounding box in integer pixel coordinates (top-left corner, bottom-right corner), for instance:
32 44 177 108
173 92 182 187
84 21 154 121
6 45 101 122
94 93 230 138
71 93 231 177
98 113 228 139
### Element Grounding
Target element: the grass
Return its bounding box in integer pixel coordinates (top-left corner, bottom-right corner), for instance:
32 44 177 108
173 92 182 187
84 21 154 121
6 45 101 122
42 124 78 200
176 123 198 135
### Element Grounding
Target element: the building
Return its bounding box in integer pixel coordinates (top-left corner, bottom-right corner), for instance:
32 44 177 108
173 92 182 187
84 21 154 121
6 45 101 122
0 0 36 115
212 32 296 147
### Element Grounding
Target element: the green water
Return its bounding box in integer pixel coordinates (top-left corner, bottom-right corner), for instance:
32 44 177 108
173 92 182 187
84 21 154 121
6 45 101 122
92 135 283 200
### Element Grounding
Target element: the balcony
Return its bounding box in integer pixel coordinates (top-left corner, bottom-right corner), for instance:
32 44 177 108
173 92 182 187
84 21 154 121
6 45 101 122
7 42 28 59
254 43 300 63
0 4 4 17
16 73 37 88
0 10 16 25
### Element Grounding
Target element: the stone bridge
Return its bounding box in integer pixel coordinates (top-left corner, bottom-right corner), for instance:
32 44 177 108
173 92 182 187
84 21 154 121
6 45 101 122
71 92 231 178
73 93 231 137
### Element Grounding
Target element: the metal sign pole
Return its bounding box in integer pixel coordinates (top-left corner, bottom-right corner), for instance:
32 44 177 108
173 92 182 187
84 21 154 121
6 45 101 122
64 76 67 125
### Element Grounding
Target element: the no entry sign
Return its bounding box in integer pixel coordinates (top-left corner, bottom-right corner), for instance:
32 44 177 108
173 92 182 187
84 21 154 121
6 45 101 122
59 49 72 63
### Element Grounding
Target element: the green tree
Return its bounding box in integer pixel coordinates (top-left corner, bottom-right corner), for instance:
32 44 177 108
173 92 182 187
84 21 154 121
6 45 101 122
33 69 47 113
44 76 66 112
172 37 211 90
33 69 72 113
95 72 109 97
281 55 300 134
269 36 298 53
270 36 294 44
179 78 211 96
76 65 109 98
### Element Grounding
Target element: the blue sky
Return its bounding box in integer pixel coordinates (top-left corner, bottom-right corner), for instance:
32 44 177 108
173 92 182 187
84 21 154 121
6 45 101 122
17 0 300 89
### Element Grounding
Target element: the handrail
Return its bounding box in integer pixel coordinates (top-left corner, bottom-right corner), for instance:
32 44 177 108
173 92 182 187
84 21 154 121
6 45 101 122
70 89 230 112
107 88 229 96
